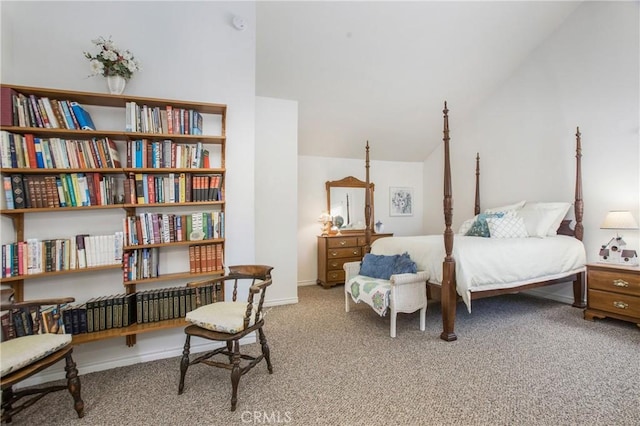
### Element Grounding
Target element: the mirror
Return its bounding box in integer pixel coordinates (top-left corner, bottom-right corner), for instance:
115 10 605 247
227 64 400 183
326 176 374 233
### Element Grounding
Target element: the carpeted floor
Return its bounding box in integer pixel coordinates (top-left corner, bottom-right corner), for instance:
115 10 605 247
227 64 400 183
6 285 640 425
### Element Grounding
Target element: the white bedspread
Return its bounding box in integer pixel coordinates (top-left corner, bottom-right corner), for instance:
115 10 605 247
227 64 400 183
370 235 586 312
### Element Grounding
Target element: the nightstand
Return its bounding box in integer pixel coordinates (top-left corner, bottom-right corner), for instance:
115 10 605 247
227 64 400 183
584 263 640 327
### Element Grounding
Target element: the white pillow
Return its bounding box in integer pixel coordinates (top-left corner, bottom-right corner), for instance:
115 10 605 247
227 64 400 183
458 217 476 235
486 215 528 238
484 200 526 213
520 202 571 236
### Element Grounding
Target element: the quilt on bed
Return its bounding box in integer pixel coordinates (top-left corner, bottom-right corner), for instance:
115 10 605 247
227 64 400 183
370 235 586 312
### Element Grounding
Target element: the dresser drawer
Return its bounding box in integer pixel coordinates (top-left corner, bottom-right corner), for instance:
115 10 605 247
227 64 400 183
328 247 361 259
327 269 345 283
588 289 640 318
588 270 640 297
327 237 359 249
327 257 359 271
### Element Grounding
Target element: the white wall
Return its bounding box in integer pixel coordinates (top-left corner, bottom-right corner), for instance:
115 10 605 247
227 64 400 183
1 1 259 381
297 155 424 285
255 97 298 305
424 1 639 302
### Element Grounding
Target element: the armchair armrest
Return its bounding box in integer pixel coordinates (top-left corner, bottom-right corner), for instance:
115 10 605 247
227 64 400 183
0 287 74 311
343 261 362 283
389 271 429 286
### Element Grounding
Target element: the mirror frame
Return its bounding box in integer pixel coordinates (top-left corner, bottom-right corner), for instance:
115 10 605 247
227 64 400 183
325 176 375 234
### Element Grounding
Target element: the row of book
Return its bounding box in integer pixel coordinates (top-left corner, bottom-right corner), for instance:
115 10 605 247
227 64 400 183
0 282 222 340
125 102 203 135
3 173 124 209
0 131 121 169
121 242 223 282
1 87 96 130
123 211 224 246
1 233 124 278
188 243 224 274
123 172 222 205
126 139 211 169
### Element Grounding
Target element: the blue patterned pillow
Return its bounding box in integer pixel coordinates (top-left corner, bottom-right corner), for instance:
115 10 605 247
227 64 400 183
465 212 505 237
393 252 417 274
360 253 400 280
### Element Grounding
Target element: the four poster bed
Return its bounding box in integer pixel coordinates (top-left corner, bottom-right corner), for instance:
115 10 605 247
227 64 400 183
360 102 587 341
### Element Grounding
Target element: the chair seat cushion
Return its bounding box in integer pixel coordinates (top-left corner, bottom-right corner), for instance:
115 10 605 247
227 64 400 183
185 302 255 334
1 333 72 377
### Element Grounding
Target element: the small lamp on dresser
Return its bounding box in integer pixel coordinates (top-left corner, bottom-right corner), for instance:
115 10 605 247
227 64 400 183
599 210 639 266
318 212 333 236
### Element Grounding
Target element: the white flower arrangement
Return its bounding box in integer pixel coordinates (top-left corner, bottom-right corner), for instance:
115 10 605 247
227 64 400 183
84 36 141 80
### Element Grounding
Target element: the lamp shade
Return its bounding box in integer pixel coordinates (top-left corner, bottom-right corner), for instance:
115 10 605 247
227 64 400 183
600 211 639 230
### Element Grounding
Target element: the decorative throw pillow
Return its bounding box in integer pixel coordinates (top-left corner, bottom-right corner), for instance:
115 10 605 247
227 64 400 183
465 212 506 237
458 217 477 235
359 253 400 280
486 215 528 238
484 200 526 213
393 252 417 274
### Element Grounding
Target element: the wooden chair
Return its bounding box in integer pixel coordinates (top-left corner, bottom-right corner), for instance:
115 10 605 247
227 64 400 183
178 265 274 411
0 289 84 423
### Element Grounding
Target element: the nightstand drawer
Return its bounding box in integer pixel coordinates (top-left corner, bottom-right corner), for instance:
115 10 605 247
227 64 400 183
588 289 640 318
588 270 640 297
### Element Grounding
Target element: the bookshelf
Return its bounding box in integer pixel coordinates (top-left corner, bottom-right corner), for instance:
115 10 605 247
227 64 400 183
0 84 227 346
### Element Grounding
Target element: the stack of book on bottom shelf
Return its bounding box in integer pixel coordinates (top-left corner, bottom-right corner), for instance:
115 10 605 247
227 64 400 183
0 282 222 339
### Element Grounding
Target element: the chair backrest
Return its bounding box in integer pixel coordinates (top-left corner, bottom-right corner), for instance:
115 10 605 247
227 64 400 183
0 288 74 341
227 265 273 329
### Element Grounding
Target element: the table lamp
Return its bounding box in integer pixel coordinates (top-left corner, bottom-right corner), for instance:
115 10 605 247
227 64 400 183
599 210 639 264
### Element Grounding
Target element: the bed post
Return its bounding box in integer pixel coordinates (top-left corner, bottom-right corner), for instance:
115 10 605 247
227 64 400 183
441 101 457 342
364 141 372 254
474 153 481 215
572 127 586 308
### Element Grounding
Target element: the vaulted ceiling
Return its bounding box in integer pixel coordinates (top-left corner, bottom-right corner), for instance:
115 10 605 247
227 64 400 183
256 1 583 162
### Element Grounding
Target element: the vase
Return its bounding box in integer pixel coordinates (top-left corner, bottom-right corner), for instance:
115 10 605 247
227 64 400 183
106 75 126 95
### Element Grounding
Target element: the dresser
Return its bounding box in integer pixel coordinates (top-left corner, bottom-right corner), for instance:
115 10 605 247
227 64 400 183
584 263 640 327
317 233 392 289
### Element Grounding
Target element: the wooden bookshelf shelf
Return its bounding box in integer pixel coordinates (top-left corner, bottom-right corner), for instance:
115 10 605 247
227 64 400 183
123 270 224 286
123 238 223 250
72 318 188 345
0 264 122 283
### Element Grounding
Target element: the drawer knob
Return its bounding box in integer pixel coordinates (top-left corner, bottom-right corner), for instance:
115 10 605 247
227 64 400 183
612 279 629 288
331 252 337 256
352 250 358 255
340 240 346 246
613 301 629 310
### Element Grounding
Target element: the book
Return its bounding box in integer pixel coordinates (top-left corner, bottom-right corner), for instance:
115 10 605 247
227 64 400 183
3 176 14 209
10 174 26 209
105 138 122 167
0 87 17 126
69 102 96 130
1 311 16 340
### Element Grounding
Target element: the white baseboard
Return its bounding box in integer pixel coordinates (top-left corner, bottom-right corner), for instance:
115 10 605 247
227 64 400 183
297 279 317 287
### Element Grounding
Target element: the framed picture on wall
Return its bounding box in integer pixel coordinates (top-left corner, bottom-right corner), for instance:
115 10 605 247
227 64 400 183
390 187 413 216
